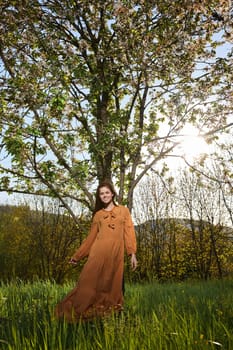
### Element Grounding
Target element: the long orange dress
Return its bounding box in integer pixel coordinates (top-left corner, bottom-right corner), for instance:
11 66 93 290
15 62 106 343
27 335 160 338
55 205 137 322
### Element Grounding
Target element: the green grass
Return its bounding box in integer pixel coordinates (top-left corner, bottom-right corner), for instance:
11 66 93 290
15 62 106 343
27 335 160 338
0 279 232 349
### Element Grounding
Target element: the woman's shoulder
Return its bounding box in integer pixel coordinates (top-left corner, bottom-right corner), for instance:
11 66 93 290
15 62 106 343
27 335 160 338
116 205 130 214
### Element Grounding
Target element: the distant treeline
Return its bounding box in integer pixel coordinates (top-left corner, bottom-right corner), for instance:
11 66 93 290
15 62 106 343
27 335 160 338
0 203 90 283
0 203 232 283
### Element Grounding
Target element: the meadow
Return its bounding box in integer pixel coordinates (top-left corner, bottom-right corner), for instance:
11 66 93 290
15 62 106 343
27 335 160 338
0 279 232 350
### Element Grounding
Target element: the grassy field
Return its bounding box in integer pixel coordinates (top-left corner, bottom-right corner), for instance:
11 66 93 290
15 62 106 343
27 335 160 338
0 279 232 350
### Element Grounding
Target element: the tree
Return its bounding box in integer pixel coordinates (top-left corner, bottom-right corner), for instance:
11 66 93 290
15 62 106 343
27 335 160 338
23 197 89 283
133 175 171 280
0 205 39 280
0 0 232 216
0 200 90 282
210 140 233 226
178 169 232 279
133 170 233 281
133 172 195 281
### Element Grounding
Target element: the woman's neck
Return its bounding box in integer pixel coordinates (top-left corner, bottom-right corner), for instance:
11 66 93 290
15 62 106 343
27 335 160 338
103 201 115 211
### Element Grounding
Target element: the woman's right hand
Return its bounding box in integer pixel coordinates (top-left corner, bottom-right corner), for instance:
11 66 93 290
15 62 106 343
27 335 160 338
69 258 77 265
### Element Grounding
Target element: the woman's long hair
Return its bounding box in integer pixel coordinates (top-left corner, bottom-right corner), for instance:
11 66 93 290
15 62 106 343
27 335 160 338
93 180 118 215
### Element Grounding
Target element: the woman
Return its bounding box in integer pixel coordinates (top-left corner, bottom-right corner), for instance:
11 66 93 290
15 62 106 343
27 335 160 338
55 181 137 322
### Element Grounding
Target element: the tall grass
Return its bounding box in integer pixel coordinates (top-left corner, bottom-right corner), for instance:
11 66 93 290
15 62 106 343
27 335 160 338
0 279 232 349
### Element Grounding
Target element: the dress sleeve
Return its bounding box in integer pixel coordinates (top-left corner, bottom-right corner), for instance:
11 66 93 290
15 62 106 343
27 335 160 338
71 215 98 262
123 207 137 256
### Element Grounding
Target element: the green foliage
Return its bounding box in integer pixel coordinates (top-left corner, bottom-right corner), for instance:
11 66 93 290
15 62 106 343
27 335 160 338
133 218 233 282
0 204 90 283
132 169 233 282
1 198 232 284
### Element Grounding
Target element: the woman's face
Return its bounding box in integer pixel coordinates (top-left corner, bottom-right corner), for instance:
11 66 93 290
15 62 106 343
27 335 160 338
99 186 114 205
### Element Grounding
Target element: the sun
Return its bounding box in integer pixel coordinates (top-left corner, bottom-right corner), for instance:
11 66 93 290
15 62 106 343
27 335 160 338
177 124 210 162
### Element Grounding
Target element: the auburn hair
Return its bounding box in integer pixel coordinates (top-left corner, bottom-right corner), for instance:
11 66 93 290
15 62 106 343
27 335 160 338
93 180 118 215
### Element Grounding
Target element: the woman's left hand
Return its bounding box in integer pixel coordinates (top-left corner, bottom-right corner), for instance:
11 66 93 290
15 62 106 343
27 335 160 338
130 253 138 271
